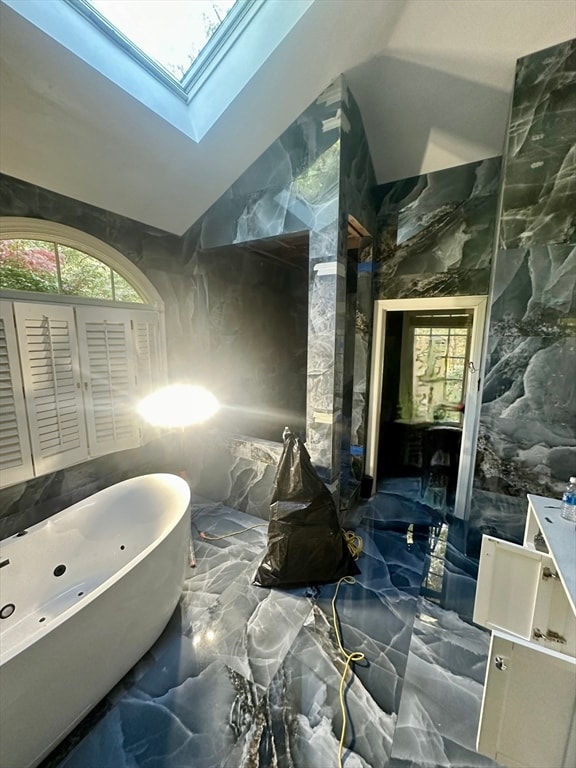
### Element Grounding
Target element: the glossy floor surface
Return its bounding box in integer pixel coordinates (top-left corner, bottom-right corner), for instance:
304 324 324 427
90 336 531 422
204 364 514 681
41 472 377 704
41 483 501 768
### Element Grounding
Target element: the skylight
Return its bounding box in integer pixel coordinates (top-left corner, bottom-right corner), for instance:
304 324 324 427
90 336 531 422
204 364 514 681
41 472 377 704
6 0 315 142
83 0 239 83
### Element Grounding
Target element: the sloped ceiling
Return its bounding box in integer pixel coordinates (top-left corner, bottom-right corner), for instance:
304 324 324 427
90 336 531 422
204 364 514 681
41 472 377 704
0 0 574 234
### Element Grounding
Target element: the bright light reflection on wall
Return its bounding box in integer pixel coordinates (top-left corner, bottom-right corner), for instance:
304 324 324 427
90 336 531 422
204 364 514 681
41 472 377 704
138 384 220 428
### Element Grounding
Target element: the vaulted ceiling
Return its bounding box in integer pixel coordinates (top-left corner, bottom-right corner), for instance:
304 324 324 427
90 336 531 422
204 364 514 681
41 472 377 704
1 0 574 234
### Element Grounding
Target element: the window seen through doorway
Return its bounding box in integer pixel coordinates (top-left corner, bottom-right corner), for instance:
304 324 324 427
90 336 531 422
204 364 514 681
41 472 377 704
399 310 472 424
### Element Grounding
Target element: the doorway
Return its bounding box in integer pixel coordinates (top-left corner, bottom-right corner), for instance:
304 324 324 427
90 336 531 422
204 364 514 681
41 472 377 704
365 296 487 519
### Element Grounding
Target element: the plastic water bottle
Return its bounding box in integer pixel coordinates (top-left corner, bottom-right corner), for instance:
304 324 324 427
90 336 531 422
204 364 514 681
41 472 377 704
560 476 576 521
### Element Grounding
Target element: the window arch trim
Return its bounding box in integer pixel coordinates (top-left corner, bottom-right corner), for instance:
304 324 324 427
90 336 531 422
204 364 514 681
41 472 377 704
0 217 164 310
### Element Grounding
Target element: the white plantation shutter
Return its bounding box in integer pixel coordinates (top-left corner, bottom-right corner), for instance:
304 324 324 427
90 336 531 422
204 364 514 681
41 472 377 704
0 297 165 487
132 310 164 398
13 302 88 475
132 310 165 442
76 307 140 455
0 303 34 486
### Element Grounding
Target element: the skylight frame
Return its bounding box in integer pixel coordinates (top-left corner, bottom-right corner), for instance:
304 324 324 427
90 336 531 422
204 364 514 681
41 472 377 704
4 0 315 143
64 0 256 100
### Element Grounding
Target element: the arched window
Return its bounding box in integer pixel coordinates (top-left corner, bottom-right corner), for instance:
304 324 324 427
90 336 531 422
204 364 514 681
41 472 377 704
0 218 166 488
0 218 162 305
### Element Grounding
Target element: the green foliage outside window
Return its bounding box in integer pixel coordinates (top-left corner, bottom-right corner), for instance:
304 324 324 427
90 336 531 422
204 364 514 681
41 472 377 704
59 245 114 299
112 272 142 303
0 240 59 293
0 239 143 303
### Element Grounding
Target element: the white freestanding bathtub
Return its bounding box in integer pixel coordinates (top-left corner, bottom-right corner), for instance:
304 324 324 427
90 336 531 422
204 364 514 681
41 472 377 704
0 473 191 768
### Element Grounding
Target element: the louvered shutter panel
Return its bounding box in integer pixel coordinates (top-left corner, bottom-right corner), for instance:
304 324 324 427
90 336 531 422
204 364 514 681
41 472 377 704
0 302 34 487
132 310 164 397
13 302 88 475
76 307 139 456
132 310 164 442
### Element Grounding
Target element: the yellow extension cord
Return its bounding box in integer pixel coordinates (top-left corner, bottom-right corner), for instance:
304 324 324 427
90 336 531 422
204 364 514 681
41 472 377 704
199 524 364 767
334 531 364 768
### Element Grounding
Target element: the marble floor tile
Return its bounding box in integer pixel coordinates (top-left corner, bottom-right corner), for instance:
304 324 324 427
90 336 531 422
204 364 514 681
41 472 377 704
41 494 493 768
219 604 398 768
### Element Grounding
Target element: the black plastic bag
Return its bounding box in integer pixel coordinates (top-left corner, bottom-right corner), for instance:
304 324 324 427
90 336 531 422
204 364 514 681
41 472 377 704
253 429 360 589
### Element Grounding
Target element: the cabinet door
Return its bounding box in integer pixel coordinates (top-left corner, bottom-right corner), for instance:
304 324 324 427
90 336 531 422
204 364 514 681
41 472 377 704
474 536 543 639
478 633 576 768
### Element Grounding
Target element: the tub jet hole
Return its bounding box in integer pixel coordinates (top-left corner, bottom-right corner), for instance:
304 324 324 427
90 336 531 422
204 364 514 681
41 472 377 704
39 617 46 623
53 564 66 577
0 603 15 619
120 545 125 551
78 592 84 597
15 530 28 537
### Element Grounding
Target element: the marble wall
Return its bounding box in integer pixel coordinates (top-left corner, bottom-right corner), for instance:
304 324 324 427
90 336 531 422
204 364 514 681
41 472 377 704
190 237 309 443
469 38 576 557
338 85 378 506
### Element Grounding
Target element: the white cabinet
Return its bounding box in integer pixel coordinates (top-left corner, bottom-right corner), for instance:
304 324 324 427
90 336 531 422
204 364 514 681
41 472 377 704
473 494 576 768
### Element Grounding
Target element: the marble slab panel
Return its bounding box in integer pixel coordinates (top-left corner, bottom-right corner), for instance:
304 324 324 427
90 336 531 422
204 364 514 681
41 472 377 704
507 39 576 157
500 39 576 249
500 143 576 248
375 158 501 218
489 245 576 333
184 436 279 520
381 194 498 276
186 94 343 252
373 161 499 302
375 268 492 300
479 328 576 496
474 408 575 503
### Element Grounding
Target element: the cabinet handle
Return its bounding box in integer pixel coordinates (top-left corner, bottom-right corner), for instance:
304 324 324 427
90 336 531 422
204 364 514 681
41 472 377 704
494 655 507 671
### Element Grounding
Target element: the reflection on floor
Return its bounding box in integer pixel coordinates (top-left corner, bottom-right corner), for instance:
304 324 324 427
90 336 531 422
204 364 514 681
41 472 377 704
41 482 501 768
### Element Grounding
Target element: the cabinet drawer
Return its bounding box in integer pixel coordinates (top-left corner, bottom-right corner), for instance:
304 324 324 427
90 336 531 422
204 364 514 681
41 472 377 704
478 633 576 768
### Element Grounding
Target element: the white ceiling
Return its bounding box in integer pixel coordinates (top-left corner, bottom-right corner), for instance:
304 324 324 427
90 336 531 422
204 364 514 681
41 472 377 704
1 0 574 235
